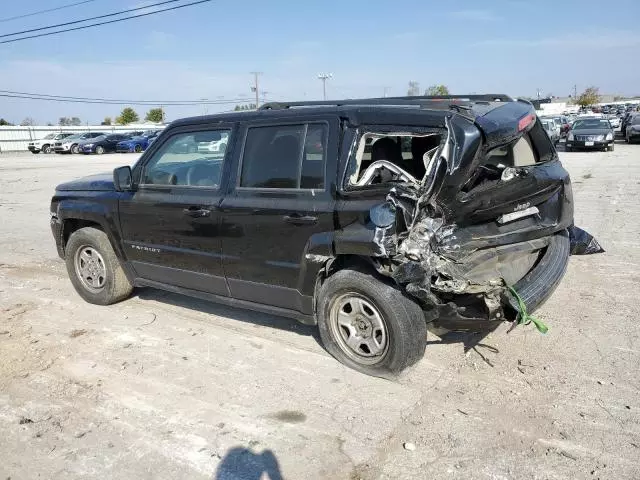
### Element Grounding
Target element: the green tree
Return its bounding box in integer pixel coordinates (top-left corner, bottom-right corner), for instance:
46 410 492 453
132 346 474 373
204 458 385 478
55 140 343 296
116 107 139 125
145 108 164 123
425 84 450 96
101 117 112 126
70 117 82 126
577 87 600 107
407 81 420 96
234 104 257 111
0 118 13 126
59 117 71 126
20 117 35 126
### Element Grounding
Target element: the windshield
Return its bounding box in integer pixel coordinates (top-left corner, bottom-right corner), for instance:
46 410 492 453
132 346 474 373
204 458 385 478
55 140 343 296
573 119 611 130
64 134 82 141
43 134 56 140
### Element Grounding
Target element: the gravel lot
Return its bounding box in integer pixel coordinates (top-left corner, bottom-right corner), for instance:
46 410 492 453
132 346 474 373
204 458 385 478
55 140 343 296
1 146 639 480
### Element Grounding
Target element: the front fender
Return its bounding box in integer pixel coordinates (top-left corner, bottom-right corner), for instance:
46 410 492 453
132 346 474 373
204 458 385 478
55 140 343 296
53 191 126 261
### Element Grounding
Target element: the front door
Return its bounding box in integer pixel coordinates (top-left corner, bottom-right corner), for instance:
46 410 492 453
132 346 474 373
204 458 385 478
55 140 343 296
118 126 234 296
220 119 337 312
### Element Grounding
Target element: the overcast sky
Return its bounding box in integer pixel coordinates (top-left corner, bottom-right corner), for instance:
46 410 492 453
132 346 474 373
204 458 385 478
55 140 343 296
1 0 639 124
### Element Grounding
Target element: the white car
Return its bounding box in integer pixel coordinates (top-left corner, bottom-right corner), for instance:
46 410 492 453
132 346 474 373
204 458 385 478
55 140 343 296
28 133 73 154
608 115 621 129
197 134 229 154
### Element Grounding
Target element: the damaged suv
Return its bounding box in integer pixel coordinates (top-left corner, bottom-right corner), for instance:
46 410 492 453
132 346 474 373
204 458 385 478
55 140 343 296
50 95 600 377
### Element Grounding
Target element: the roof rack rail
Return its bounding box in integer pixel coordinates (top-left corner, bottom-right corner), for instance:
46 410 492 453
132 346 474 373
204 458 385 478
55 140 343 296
259 94 513 110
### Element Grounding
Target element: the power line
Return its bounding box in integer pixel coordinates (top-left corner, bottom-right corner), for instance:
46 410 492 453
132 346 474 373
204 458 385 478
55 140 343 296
0 89 247 105
0 0 100 23
0 0 213 44
0 0 183 38
0 93 252 106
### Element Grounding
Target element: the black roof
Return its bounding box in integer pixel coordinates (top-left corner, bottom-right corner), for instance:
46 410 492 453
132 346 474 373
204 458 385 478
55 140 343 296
171 95 531 128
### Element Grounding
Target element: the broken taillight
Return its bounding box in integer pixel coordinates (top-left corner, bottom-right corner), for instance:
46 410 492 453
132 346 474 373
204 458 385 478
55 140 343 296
518 114 536 132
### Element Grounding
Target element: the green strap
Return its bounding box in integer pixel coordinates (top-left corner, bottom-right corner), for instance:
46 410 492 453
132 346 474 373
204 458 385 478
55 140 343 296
507 286 548 334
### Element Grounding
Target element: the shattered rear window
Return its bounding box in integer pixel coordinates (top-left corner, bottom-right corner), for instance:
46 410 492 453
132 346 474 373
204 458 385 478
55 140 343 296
347 130 443 188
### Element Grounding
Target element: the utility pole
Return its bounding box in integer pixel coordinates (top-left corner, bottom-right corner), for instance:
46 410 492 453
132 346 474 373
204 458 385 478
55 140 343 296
318 73 333 100
383 86 390 98
250 72 262 108
200 98 208 116
574 84 577 100
536 88 541 100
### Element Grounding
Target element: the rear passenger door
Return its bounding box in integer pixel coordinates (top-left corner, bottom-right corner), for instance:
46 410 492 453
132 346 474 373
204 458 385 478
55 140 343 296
219 117 338 313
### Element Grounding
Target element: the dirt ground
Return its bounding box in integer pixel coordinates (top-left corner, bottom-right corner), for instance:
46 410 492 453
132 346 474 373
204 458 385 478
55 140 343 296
1 145 639 480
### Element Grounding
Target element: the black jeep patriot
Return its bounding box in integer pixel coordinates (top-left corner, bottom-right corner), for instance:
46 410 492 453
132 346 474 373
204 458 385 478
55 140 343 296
50 95 597 377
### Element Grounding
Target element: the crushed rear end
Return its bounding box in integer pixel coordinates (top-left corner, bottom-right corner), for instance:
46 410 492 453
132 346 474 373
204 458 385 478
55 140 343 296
368 100 602 331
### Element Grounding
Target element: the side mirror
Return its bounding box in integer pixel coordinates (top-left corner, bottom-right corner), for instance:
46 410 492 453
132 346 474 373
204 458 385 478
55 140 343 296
113 166 132 191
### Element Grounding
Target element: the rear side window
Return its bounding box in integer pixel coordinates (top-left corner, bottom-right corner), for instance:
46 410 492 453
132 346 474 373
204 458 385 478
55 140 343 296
240 123 327 189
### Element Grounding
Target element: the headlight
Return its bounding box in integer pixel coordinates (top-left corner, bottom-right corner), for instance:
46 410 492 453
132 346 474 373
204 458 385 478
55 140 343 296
369 203 396 228
605 133 613 141
567 132 574 141
84 143 94 148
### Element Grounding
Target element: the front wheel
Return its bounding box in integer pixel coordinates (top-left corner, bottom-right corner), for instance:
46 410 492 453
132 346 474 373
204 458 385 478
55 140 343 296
317 268 427 377
30 150 40 155
134 144 142 153
95 146 105 155
65 227 133 305
42 145 52 154
608 143 615 152
71 144 79 154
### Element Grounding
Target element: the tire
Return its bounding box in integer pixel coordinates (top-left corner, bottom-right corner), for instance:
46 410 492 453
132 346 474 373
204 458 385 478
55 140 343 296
565 146 572 152
96 146 105 155
42 145 52 154
509 230 570 314
31 150 40 155
71 144 79 154
608 143 614 152
134 144 142 153
65 227 133 305
317 268 427 377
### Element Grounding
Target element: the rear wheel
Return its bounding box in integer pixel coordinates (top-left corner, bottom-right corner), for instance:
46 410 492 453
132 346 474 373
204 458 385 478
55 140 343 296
42 145 52 154
71 144 79 154
65 227 133 305
96 146 105 155
608 143 615 152
317 268 427 377
134 144 142 153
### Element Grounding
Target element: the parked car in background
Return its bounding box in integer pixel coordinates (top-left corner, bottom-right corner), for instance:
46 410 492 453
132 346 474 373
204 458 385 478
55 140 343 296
566 118 615 152
115 131 160 153
81 134 130 154
540 118 560 144
608 115 621 129
621 112 635 137
625 115 640 144
55 132 105 154
197 131 229 154
28 133 73 154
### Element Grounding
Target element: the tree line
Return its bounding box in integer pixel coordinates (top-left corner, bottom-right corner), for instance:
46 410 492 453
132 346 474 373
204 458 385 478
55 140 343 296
0 107 165 127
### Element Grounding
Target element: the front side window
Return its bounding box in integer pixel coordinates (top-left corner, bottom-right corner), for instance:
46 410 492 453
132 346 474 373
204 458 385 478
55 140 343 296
142 129 230 187
240 123 327 189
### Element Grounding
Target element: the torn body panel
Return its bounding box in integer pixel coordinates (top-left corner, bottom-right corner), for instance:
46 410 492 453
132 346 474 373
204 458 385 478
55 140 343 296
343 105 601 331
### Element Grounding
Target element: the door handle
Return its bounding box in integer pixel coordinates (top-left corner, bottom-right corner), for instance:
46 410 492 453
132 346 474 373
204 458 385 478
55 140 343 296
183 206 211 218
283 213 318 225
